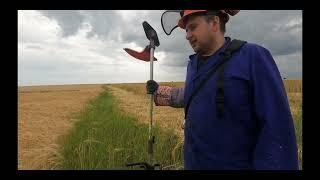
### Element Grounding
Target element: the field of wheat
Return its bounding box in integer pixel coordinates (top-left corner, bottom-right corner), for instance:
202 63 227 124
18 84 103 169
18 79 302 170
109 80 303 169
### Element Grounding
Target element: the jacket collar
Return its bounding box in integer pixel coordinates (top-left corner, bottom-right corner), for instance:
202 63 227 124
189 37 232 82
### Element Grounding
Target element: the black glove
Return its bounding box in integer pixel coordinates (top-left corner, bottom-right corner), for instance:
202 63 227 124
146 80 159 94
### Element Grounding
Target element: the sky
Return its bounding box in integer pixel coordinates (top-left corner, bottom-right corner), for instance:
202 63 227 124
18 10 302 86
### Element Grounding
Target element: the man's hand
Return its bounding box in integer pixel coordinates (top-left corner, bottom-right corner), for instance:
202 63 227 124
146 80 159 94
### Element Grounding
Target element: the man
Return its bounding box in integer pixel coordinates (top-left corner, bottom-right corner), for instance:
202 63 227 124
146 10 298 170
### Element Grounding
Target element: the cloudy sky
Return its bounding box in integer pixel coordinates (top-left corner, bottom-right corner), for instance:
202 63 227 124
18 10 302 86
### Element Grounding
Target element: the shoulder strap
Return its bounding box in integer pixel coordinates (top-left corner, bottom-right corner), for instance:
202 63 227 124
215 39 246 118
184 39 246 120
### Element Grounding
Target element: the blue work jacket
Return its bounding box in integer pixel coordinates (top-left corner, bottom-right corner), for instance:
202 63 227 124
183 37 298 170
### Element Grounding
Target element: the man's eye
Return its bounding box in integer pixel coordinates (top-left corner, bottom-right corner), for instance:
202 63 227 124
186 25 195 32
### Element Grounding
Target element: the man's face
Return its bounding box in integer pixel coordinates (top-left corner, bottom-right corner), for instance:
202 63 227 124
185 15 215 55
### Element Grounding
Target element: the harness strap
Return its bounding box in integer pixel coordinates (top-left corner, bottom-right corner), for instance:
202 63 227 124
184 39 246 121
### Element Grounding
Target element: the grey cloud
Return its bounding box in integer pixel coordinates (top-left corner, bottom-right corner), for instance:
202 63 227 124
18 49 122 86
38 10 302 57
120 31 147 46
38 10 85 37
159 52 189 67
26 45 42 50
158 10 302 67
38 10 122 40
262 32 302 56
117 11 164 46
227 10 302 56
80 10 120 40
22 10 301 85
19 53 88 73
37 10 189 56
274 52 302 79
115 10 194 67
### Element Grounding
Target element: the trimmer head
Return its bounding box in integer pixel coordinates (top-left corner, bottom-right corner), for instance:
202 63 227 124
124 45 158 62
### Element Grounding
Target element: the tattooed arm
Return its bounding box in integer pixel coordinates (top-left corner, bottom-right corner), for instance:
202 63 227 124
154 86 184 108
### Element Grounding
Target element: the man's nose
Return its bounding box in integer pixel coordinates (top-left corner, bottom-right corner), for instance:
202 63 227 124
186 31 192 41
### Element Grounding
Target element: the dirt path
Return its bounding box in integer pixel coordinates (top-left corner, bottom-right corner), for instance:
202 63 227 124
18 84 104 170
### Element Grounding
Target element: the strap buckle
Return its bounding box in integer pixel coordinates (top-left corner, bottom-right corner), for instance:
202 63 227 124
215 95 224 103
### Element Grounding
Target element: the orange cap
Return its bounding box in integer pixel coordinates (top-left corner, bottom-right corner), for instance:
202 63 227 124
178 10 240 29
178 10 208 29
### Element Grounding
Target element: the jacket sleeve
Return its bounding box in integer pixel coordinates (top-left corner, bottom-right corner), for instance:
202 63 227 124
251 45 299 170
154 86 184 108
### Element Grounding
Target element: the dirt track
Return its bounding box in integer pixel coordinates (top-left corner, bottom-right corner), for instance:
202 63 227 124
18 84 103 170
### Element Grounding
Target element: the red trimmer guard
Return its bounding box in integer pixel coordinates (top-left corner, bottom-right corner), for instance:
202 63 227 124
124 45 157 62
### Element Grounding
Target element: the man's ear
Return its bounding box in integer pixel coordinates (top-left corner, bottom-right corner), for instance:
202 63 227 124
210 16 220 32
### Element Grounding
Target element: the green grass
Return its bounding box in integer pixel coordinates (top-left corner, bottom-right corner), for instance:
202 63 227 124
291 97 302 170
293 110 302 170
60 82 302 170
61 85 184 170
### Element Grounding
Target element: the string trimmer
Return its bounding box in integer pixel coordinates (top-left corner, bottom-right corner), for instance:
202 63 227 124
123 21 161 170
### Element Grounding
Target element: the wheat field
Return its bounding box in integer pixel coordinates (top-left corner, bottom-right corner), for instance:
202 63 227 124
109 80 302 137
109 80 303 169
18 84 104 169
18 79 302 170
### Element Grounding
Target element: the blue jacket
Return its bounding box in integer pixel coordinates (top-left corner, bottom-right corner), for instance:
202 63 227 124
182 37 298 170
